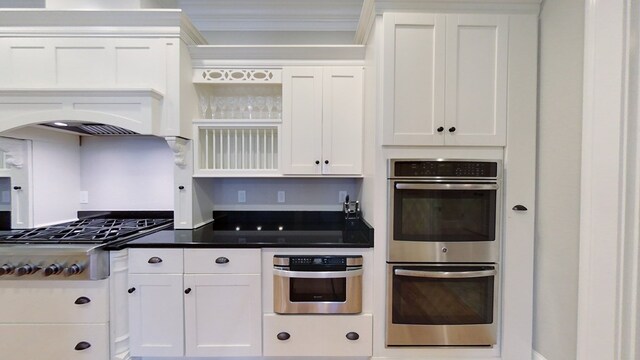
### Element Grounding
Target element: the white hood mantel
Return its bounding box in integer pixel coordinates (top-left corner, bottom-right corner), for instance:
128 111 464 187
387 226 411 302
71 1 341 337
0 88 163 135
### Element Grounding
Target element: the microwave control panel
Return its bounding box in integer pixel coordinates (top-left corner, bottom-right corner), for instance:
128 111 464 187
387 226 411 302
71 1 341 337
391 160 499 178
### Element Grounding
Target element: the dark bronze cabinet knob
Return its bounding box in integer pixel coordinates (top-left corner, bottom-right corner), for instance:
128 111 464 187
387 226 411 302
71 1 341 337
277 332 290 341
449 127 456 132
147 257 163 264
184 288 192 294
437 126 444 132
346 332 360 341
128 287 136 294
74 342 91 351
74 296 91 305
315 160 320 165
215 257 230 264
512 205 528 211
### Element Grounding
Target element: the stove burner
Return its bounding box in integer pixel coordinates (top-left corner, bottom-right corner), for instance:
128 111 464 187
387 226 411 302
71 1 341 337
0 218 172 244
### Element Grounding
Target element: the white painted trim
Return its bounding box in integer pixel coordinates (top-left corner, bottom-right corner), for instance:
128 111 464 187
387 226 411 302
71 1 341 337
354 0 376 45
189 45 365 65
577 0 630 359
532 350 549 360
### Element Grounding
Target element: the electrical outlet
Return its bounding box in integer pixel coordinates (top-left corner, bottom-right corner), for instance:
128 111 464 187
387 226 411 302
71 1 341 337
238 190 246 203
339 191 348 203
79 191 89 204
277 191 285 203
1 191 9 203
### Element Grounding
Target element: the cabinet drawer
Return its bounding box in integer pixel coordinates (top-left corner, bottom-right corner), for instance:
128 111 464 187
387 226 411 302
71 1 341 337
0 323 109 360
129 249 183 274
184 249 261 274
263 314 372 357
0 280 108 323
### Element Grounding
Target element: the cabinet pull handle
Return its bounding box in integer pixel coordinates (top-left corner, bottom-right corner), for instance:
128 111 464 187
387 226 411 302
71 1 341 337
184 288 192 294
277 332 290 341
315 160 320 165
178 185 185 190
512 205 528 211
448 127 456 133
128 287 136 294
74 296 91 305
74 342 91 351
215 257 230 264
13 186 21 190
437 126 444 133
148 257 163 264
346 332 360 341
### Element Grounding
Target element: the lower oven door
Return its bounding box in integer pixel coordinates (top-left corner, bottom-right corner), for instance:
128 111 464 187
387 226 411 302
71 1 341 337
386 263 498 346
273 268 363 314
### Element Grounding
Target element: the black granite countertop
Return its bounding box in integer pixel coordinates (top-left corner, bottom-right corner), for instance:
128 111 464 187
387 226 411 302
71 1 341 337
108 211 374 249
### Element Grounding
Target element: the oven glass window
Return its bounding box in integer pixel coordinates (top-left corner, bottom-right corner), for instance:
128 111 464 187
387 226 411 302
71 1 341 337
394 185 496 241
290 278 346 302
391 266 494 325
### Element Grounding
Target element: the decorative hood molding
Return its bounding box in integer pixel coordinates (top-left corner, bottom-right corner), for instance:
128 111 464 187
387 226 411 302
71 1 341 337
0 9 207 45
0 88 164 135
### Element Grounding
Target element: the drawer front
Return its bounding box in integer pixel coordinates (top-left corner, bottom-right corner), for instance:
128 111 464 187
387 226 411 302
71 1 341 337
0 280 108 323
263 314 372 357
129 249 183 274
184 249 261 274
0 323 109 360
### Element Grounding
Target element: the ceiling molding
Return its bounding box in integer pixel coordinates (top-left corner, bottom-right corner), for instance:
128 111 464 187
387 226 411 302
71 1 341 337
178 0 364 32
354 0 375 45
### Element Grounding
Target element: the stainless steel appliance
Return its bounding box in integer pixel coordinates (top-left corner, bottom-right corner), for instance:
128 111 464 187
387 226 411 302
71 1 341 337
386 263 498 346
0 217 172 280
273 255 363 314
388 159 501 263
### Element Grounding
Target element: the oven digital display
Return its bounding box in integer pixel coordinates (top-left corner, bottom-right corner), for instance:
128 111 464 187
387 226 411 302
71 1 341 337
393 161 498 177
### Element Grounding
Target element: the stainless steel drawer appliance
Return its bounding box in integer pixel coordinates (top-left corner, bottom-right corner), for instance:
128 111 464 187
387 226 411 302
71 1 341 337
273 255 363 314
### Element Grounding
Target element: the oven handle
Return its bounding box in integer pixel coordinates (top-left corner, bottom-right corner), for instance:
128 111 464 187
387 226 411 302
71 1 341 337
395 183 499 191
273 268 363 279
394 268 496 279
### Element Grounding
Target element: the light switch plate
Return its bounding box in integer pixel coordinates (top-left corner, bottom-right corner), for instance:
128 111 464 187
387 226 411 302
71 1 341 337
277 191 285 203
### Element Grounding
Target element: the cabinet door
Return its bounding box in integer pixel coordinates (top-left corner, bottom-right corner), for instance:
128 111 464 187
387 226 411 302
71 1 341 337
128 274 184 357
382 13 446 146
322 67 363 175
445 14 508 146
282 67 323 174
184 274 262 357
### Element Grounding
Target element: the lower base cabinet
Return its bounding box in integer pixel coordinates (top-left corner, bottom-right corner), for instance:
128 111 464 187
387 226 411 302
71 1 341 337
263 314 373 357
0 323 109 360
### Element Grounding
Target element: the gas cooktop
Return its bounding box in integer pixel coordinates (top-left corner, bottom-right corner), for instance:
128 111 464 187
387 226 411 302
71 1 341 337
0 218 173 244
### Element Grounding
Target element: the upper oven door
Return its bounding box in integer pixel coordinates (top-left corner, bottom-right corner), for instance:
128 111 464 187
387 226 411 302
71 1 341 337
389 181 500 262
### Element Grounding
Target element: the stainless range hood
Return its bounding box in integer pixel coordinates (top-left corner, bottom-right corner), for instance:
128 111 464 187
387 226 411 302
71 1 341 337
41 122 139 136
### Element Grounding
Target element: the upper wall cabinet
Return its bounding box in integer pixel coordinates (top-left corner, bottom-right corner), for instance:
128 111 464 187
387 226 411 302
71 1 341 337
282 67 363 176
382 13 508 146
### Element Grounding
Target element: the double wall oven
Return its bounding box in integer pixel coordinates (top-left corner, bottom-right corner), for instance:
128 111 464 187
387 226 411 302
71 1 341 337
386 159 501 346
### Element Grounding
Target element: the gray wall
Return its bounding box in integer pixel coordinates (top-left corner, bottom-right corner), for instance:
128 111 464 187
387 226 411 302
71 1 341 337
534 0 584 359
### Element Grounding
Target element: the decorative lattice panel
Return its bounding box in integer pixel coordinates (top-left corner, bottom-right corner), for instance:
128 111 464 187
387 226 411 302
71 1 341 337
194 69 282 83
198 127 278 171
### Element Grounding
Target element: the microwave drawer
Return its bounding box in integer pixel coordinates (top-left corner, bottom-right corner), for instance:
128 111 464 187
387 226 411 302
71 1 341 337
263 314 372 357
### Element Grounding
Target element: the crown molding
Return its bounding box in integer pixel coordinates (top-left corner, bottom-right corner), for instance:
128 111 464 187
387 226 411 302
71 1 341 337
190 45 366 67
354 0 375 45
178 0 363 32
0 9 206 44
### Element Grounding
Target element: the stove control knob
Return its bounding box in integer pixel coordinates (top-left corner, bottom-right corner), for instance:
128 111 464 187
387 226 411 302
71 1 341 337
16 264 37 276
44 264 63 276
64 264 84 277
0 264 15 275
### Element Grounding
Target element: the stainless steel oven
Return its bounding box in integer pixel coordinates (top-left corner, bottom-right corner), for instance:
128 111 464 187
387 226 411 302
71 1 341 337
386 263 498 346
273 255 362 314
388 159 501 263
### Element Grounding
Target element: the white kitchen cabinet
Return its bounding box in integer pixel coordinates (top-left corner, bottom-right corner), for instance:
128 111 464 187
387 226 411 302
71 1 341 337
128 249 185 358
0 323 109 360
282 67 363 175
183 248 262 357
184 274 262 357
382 13 508 146
263 313 373 357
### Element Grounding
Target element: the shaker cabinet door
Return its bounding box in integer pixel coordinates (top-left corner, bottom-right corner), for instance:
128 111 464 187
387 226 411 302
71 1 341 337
281 67 324 175
322 67 363 175
128 274 184 357
445 14 509 146
382 13 446 146
184 274 262 357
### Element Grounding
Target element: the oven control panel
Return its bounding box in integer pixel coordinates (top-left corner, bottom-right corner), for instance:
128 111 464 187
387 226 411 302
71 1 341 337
391 160 499 178
290 256 346 266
